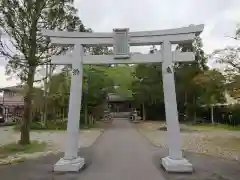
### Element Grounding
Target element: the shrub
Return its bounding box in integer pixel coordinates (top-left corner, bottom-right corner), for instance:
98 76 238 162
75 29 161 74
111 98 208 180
14 114 93 130
14 120 67 131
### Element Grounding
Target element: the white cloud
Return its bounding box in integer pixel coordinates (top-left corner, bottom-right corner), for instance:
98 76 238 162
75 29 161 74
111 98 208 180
1 0 240 87
76 0 240 69
0 66 20 88
76 0 240 53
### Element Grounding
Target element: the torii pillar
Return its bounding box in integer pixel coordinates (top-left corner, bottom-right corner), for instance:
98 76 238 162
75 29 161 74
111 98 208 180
161 40 192 172
53 44 85 172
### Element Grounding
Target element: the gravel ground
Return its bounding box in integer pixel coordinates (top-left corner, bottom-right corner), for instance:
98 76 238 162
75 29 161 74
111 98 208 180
136 121 240 161
0 126 103 164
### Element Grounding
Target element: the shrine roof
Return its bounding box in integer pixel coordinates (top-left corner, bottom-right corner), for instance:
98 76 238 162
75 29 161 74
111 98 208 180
107 93 133 102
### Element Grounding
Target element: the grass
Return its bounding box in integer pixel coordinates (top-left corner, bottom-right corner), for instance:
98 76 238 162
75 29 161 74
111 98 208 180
0 140 47 158
191 123 240 131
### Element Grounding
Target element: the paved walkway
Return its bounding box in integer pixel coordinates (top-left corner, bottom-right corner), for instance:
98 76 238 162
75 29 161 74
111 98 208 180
79 118 165 180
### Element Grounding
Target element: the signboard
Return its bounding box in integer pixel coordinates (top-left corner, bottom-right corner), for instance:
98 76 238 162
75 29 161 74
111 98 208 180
113 28 130 59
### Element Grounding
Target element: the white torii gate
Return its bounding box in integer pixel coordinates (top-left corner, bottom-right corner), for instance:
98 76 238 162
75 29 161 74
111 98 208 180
42 24 204 173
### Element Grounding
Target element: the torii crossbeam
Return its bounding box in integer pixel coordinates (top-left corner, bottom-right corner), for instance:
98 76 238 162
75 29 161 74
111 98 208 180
41 24 204 173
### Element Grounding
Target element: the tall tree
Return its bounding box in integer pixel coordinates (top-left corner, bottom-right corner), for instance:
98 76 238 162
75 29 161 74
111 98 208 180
132 47 164 120
211 25 240 73
194 69 226 123
225 73 240 100
132 63 164 120
106 65 134 98
211 25 240 102
85 65 114 107
175 35 208 120
212 46 240 73
0 0 87 144
47 70 71 117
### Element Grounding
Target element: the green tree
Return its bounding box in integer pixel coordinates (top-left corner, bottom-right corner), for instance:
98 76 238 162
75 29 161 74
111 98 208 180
225 73 240 100
175 35 208 120
132 47 164 120
194 69 226 123
106 65 134 98
132 63 164 120
211 25 240 103
47 70 71 119
0 0 87 144
85 65 114 107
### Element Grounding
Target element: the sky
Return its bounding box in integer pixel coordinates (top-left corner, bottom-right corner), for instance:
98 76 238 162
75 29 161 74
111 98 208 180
0 0 240 87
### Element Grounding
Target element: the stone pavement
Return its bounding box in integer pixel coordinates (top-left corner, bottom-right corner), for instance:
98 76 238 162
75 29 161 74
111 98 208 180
0 118 239 180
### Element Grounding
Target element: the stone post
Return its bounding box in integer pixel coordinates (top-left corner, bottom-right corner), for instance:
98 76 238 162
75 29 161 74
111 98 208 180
54 44 85 172
161 41 192 172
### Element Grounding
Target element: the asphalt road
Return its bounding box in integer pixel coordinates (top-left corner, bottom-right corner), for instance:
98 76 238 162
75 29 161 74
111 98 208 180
78 118 166 180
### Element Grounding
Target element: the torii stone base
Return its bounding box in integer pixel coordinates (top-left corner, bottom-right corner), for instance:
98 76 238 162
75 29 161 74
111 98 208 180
162 156 193 172
54 157 85 172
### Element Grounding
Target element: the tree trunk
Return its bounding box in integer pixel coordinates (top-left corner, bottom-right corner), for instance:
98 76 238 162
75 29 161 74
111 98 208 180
84 103 88 125
89 115 93 125
194 111 197 122
142 103 146 121
184 91 188 121
62 107 65 122
19 9 38 145
19 66 35 145
211 105 214 124
53 107 56 120
42 64 49 127
193 95 197 123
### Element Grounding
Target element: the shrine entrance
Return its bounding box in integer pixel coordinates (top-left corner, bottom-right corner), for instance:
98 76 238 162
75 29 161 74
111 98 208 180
42 24 204 173
107 93 133 112
109 101 132 113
